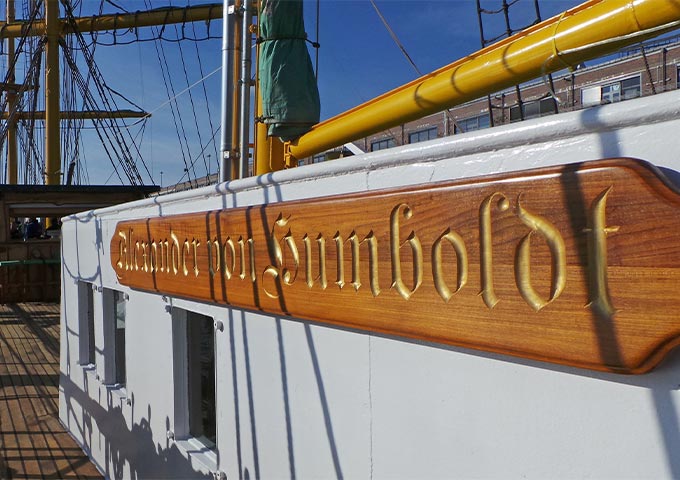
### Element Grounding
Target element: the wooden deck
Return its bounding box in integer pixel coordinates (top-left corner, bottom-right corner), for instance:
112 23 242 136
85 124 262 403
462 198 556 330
0 303 102 479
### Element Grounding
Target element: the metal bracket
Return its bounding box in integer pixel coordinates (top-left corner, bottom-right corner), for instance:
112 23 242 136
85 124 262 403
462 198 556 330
283 141 297 169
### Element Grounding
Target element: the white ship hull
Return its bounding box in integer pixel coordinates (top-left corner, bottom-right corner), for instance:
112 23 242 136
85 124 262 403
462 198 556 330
60 90 680 479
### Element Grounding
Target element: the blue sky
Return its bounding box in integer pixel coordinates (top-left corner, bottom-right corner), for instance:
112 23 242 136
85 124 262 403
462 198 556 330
3 0 584 186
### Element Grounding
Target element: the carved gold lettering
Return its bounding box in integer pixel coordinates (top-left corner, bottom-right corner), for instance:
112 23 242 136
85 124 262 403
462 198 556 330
361 231 381 297
149 242 158 273
141 242 149 272
209 238 221 276
390 204 423 300
191 238 200 277
303 234 327 290
134 241 141 271
479 193 510 308
248 238 257 283
515 196 567 311
117 230 127 270
263 214 291 298
334 232 345 289
170 232 180 275
181 239 190 276
348 232 361 291
160 239 169 274
586 187 619 317
223 237 236 280
238 236 246 280
282 231 299 286
127 229 133 270
432 228 468 302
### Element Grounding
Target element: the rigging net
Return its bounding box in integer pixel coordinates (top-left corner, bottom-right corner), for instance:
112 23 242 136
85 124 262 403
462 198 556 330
475 0 558 125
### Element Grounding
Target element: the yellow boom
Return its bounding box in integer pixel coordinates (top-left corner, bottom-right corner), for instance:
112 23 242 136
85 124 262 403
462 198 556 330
286 0 680 162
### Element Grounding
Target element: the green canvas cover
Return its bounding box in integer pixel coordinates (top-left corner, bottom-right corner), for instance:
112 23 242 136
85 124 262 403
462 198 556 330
258 0 320 141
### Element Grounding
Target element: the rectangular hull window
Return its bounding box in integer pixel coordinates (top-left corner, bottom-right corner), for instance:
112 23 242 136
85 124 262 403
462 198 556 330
187 312 216 447
114 291 126 386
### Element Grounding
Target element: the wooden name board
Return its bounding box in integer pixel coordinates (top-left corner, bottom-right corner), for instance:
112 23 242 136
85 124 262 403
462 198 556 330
111 159 680 374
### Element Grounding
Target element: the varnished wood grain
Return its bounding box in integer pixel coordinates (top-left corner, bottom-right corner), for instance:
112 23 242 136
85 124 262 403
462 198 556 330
111 158 680 374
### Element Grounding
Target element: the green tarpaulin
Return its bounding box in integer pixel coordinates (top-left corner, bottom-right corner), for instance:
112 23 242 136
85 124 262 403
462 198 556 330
258 0 320 141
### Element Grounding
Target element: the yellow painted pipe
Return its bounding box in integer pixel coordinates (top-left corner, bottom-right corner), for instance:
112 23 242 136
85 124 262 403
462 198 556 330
287 0 680 161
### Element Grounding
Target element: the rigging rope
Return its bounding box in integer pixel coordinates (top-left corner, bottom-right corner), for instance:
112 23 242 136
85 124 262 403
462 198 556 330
173 19 208 177
189 1 219 172
146 0 195 188
61 0 153 185
368 0 461 137
369 0 421 76
143 66 221 117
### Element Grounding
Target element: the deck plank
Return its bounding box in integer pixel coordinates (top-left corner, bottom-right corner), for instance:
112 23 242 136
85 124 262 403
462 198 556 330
0 303 102 479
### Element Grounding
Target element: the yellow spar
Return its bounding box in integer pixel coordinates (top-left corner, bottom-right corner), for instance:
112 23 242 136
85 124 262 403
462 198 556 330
286 0 680 162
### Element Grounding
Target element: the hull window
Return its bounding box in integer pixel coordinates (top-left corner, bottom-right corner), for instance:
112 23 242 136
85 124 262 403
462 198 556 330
187 311 216 447
113 291 126 386
77 282 96 367
171 308 217 451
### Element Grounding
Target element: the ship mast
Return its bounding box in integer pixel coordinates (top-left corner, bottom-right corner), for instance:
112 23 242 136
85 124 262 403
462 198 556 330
44 0 59 186
1 1 224 185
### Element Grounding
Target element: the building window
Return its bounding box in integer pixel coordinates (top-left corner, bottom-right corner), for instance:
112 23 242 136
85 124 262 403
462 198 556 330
676 65 680 89
455 114 490 134
510 97 557 122
370 138 396 151
602 76 641 104
78 282 96 366
173 309 217 450
312 153 325 164
408 126 438 144
113 291 126 385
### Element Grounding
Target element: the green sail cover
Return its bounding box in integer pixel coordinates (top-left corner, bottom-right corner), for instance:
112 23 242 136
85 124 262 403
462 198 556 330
259 0 320 141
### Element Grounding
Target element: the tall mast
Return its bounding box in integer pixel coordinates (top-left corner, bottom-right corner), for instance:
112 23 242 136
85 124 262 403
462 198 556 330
219 0 235 182
44 0 60 186
5 0 17 184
